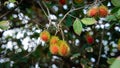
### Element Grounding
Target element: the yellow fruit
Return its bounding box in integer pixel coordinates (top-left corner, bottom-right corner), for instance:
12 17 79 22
87 6 98 17
50 36 59 45
40 30 50 42
49 44 59 54
99 5 108 17
58 40 70 56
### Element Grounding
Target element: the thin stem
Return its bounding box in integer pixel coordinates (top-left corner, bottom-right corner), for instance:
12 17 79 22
42 1 52 29
60 28 65 40
96 29 105 68
58 9 72 26
58 4 92 26
55 29 59 36
68 14 78 19
37 1 48 18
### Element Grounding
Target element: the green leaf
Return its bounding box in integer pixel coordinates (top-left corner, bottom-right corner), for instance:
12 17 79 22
73 18 82 36
111 7 120 14
107 58 116 64
65 16 73 27
85 47 93 52
71 53 81 59
117 9 120 16
9 0 16 3
111 0 120 7
110 57 120 68
81 18 96 25
106 15 117 22
0 20 10 30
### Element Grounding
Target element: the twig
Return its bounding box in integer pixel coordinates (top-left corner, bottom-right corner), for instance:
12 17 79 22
68 14 78 19
36 1 48 17
58 4 92 26
0 0 23 19
96 28 105 68
42 1 52 29
60 28 65 40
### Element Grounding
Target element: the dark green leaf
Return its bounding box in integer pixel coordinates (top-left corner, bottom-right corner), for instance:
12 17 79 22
106 15 117 22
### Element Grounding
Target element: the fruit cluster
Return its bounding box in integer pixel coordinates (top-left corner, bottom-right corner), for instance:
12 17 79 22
87 5 108 17
40 30 70 56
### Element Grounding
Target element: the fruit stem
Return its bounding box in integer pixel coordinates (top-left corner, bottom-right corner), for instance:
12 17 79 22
60 28 65 41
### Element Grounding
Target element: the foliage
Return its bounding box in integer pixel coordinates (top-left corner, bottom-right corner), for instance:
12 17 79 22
0 0 120 68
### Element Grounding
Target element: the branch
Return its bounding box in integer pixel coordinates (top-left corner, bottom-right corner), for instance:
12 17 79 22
53 55 82 67
42 1 52 29
36 0 48 17
96 28 105 68
0 0 23 19
60 28 65 40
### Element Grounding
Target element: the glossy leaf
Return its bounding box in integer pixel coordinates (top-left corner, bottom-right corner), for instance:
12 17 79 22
73 18 82 36
81 18 96 25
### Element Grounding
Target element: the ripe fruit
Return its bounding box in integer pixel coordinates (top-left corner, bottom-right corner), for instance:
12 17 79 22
49 44 59 54
86 35 94 44
40 30 50 42
59 0 66 5
87 6 98 17
50 36 59 45
59 40 70 56
99 5 108 17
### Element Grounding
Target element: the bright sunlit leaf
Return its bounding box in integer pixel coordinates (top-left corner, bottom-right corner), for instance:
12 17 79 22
81 18 96 25
73 18 82 36
0 20 10 30
110 57 120 68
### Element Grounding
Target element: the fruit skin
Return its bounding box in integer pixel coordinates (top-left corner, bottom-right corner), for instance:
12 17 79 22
99 5 108 17
40 30 50 42
58 40 70 56
86 35 94 44
50 36 59 45
59 0 66 5
50 44 59 54
87 6 98 17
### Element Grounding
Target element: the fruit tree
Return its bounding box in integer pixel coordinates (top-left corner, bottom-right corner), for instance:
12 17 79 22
0 0 120 68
